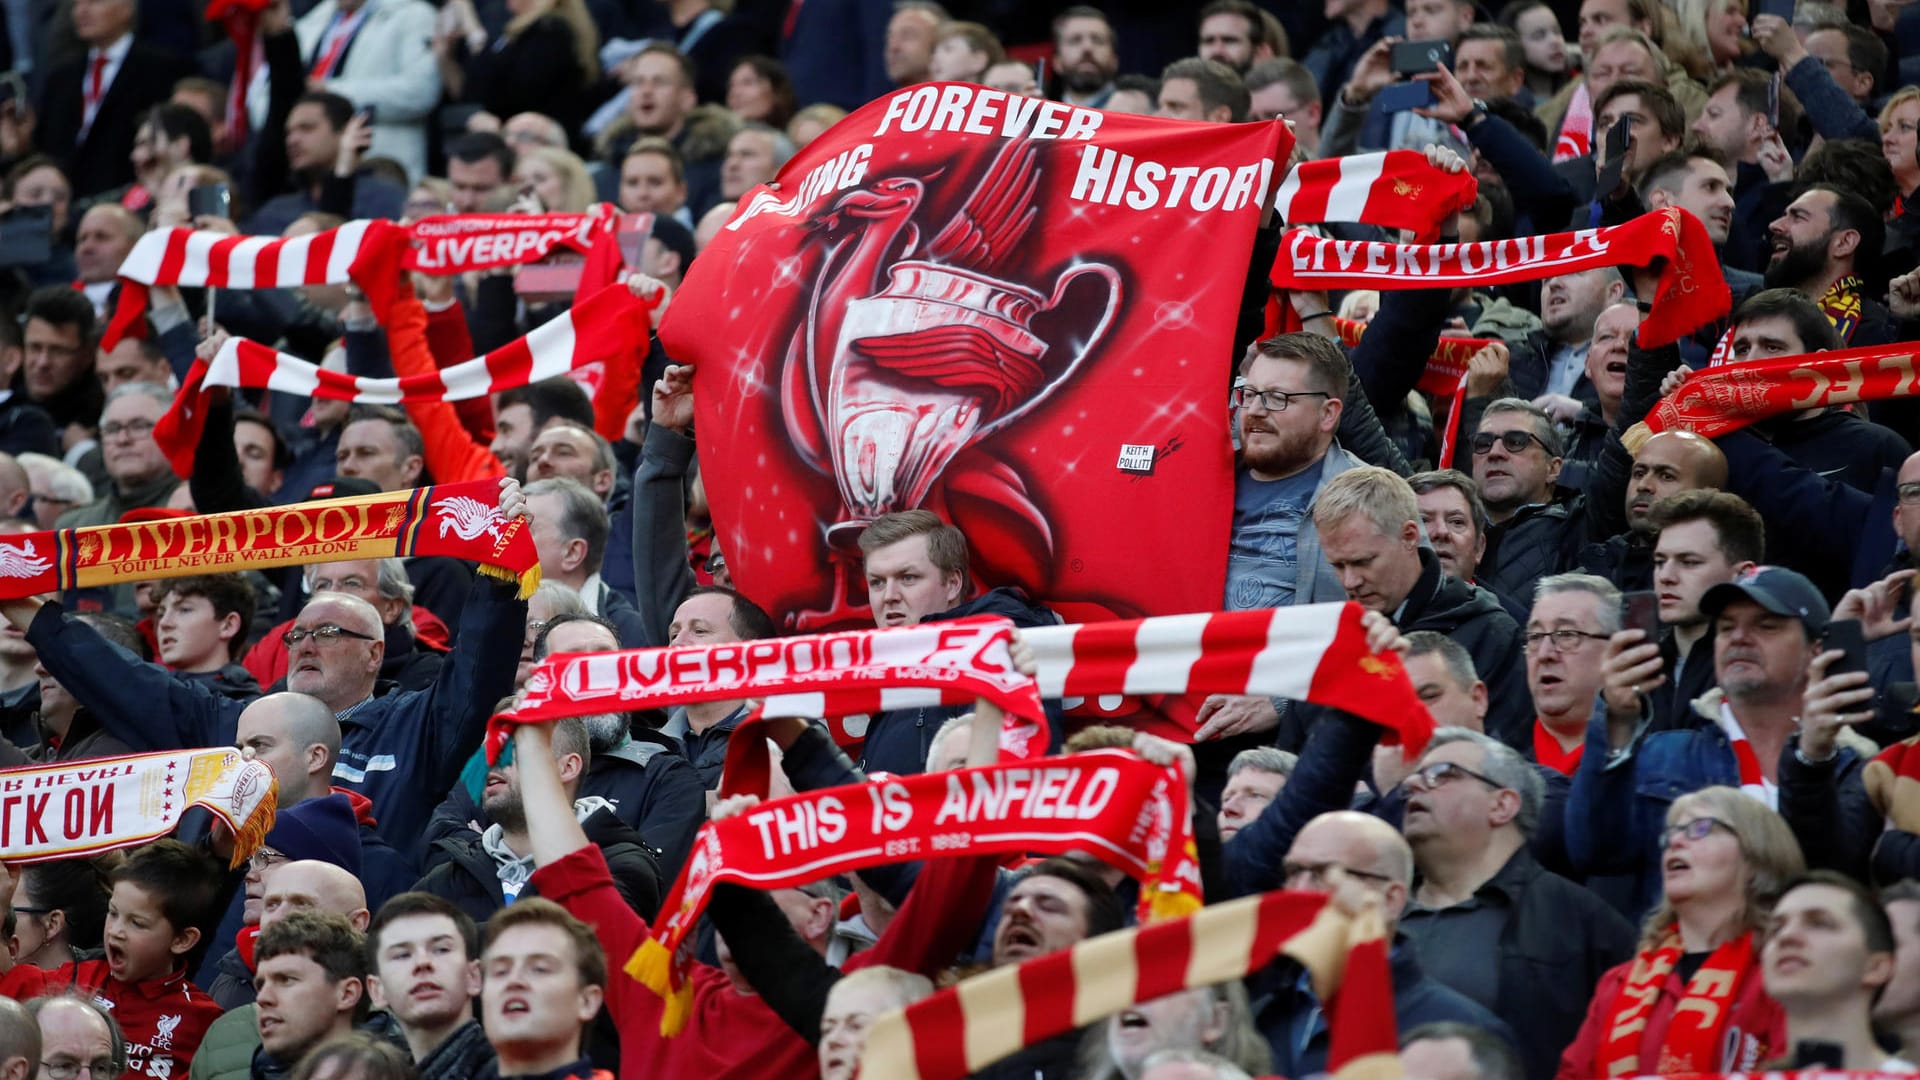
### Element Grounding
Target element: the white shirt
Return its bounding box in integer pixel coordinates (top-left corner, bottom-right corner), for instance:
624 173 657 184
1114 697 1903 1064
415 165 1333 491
580 572 605 616
79 32 132 137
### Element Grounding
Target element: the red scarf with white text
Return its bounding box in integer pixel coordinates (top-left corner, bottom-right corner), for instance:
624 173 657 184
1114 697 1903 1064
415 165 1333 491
103 208 622 349
1270 208 1729 349
1639 340 1920 439
626 750 1200 1036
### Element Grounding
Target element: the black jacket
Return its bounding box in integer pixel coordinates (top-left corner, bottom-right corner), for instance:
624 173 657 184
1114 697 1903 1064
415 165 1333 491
417 1020 497 1080
858 587 1064 777
577 730 707 877
37 40 195 196
1575 529 1654 595
1405 848 1634 1080
1479 492 1590 615
0 395 57 459
1397 549 1532 749
1756 408 1912 498
681 704 749 790
413 805 662 926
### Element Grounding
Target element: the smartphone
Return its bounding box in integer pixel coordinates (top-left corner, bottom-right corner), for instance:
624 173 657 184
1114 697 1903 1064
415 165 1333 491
358 103 377 125
1766 71 1780 129
187 182 231 221
1377 80 1435 113
1824 618 1868 678
1391 40 1452 76
1594 115 1632 197
0 204 52 269
1622 591 1661 641
1755 0 1795 19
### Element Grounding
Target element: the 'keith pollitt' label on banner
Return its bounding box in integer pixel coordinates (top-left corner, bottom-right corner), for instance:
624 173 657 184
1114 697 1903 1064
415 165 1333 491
1116 445 1155 474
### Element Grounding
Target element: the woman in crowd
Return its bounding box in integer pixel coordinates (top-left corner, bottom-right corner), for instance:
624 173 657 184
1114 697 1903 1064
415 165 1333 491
435 0 601 139
512 146 596 214
1884 87 1920 213
1498 0 1571 100
1557 788 1804 1079
727 56 798 130
7 860 110 970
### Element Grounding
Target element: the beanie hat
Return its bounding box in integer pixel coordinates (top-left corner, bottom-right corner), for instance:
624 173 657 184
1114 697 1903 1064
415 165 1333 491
263 792 363 877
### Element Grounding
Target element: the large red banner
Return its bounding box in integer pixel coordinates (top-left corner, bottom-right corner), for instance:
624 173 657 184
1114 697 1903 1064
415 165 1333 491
660 83 1290 649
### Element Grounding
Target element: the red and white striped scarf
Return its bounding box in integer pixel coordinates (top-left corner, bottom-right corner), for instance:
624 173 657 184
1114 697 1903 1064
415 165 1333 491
856 889 1399 1080
1713 700 1776 809
1019 604 1433 750
103 209 622 350
151 281 656 475
1274 150 1479 242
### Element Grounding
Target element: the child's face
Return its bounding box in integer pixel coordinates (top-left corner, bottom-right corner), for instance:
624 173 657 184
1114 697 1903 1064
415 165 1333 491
103 882 195 983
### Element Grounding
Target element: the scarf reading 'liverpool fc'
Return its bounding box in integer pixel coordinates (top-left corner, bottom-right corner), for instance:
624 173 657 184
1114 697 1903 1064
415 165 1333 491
1637 340 1920 440
1271 208 1729 348
0 479 538 600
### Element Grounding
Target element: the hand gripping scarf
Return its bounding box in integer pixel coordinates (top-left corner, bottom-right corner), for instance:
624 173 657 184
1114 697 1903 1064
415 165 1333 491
1599 927 1758 1077
152 281 656 476
1274 150 1480 242
1271 208 1730 349
0 479 539 600
627 749 1201 1036
1636 340 1920 440
103 208 625 350
0 749 276 868
857 888 1398 1080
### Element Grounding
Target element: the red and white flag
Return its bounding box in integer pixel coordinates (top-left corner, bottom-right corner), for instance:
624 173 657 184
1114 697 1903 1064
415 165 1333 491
1273 150 1478 241
151 282 655 474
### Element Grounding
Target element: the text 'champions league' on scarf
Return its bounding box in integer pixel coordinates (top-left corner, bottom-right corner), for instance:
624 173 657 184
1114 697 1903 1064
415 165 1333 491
657 82 1293 648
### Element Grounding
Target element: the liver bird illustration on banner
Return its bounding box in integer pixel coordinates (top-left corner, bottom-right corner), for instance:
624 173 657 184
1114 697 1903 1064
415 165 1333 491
434 496 505 545
0 539 52 579
778 138 1123 627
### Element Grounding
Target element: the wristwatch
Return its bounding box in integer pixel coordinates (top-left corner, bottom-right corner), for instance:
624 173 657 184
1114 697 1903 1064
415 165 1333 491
1465 98 1489 128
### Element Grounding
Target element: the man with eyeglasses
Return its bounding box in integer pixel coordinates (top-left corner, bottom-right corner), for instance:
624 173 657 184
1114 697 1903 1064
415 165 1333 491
0 477 530 863
1569 564 1865 918
1256 810 1514 1078
1525 573 1621 775
1470 398 1590 608
55 382 177 533
1397 729 1633 1079
27 995 121 1080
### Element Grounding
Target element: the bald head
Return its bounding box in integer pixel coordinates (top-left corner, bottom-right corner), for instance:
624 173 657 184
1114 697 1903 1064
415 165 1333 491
1626 430 1727 530
0 453 26 520
261 860 369 932
1285 810 1414 923
298 592 382 639
0 997 38 1080
235 693 342 805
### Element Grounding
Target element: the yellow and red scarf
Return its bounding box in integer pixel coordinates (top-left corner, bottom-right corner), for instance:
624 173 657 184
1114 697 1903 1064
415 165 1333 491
1599 927 1756 1077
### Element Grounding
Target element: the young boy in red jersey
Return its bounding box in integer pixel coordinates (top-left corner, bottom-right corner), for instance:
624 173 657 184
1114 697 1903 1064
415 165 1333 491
1 840 226 1078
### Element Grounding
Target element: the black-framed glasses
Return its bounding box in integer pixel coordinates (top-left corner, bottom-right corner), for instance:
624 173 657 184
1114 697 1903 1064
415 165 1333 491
282 624 378 646
1404 760 1505 794
1522 629 1611 655
1659 816 1737 849
10 905 49 917
1470 430 1552 456
1280 860 1392 888
1230 383 1330 413
248 848 289 873
100 418 157 440
41 1059 120 1080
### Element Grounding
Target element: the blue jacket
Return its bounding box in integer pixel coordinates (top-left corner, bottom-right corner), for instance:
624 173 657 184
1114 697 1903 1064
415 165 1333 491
1564 690 1864 919
1256 936 1518 1079
1220 707 1380 899
26 576 526 860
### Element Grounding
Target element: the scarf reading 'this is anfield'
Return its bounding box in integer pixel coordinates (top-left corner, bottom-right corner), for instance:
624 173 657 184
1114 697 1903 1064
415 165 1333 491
0 749 277 868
